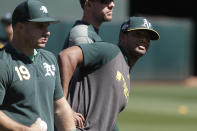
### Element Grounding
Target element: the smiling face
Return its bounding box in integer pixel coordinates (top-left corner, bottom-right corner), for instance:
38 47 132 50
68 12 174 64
120 30 151 58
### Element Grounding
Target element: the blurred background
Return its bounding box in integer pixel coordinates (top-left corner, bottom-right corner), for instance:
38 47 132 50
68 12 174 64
0 0 197 130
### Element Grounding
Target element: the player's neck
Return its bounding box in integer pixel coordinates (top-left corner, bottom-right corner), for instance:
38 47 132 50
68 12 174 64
129 58 138 69
82 15 101 30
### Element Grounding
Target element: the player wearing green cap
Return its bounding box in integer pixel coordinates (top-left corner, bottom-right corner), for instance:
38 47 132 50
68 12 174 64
58 16 160 131
0 0 75 131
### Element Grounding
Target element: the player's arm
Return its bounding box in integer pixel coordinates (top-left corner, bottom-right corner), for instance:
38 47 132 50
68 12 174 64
54 97 76 131
58 42 119 97
58 46 85 128
58 46 84 98
0 110 28 131
0 110 46 131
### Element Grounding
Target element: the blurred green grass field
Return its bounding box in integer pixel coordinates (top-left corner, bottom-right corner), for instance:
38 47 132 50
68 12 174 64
117 83 197 131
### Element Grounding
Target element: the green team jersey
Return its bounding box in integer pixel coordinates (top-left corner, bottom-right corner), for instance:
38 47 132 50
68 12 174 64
63 20 102 49
68 42 131 131
0 44 64 131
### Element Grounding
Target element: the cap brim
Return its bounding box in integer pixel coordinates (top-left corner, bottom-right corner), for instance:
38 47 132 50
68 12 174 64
29 17 59 23
127 28 160 40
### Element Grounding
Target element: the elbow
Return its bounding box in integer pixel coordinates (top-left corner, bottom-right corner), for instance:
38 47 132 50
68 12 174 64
58 46 84 69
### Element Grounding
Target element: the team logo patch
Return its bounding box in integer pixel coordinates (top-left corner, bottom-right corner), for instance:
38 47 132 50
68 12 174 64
143 19 152 29
116 71 129 102
40 6 48 14
43 63 55 76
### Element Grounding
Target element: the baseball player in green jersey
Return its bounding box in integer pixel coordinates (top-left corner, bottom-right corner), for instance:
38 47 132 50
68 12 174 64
0 0 75 131
58 16 160 131
63 0 115 49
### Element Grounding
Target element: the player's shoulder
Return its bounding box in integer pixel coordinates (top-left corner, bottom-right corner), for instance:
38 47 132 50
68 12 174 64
68 20 102 45
0 52 12 82
0 48 10 72
79 41 119 51
37 49 56 59
78 42 121 68
93 41 120 51
70 20 97 38
69 24 93 44
96 42 120 56
70 23 89 38
79 41 121 59
0 58 8 68
0 44 10 60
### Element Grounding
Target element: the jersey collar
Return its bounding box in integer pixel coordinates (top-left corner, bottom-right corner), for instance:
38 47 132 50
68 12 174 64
6 43 38 62
28 49 38 61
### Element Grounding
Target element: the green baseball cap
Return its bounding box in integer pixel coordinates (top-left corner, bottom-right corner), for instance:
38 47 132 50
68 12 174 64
12 0 58 26
120 16 160 40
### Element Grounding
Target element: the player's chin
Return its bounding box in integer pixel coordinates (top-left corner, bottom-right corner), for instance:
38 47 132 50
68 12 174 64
104 14 112 21
37 43 46 48
104 16 112 22
137 51 146 56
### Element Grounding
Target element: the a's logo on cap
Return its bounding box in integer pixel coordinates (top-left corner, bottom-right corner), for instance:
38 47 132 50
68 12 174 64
40 6 48 14
143 19 151 29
